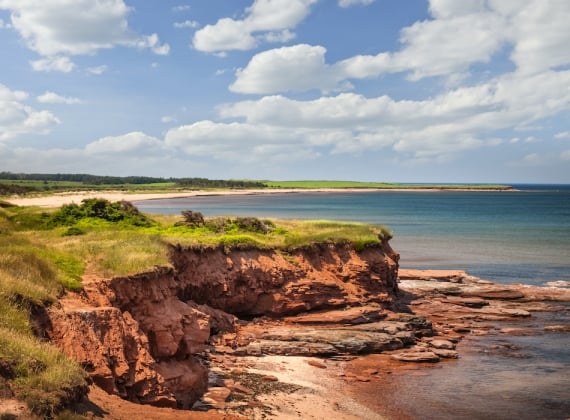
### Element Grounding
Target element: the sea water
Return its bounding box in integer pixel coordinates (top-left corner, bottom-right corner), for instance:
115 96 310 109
134 185 570 419
134 185 570 285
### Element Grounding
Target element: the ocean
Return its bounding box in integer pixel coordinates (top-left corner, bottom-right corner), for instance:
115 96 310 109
133 185 570 419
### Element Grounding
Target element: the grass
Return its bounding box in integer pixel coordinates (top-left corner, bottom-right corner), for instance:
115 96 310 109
0 329 87 417
0 199 391 416
0 216 88 416
263 180 512 190
1 174 513 198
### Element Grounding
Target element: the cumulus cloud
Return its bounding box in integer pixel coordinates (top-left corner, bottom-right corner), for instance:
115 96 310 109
192 0 316 53
338 0 375 7
0 0 170 60
136 34 170 55
230 44 340 94
174 20 200 29
0 84 60 141
30 56 75 73
231 0 570 94
85 132 165 156
37 91 81 104
86 65 108 75
223 68 570 159
554 131 570 140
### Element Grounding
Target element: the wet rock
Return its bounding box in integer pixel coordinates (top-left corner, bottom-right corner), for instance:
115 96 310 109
432 349 459 359
500 308 531 317
391 352 441 363
544 325 570 332
499 328 542 336
429 339 456 350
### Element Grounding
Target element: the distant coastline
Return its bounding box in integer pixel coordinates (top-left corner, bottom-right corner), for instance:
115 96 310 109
6 186 516 208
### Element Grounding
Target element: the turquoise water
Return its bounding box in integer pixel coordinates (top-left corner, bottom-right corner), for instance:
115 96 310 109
134 186 570 419
134 185 570 285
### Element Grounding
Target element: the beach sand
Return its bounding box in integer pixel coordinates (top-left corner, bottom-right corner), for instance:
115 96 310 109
5 187 511 208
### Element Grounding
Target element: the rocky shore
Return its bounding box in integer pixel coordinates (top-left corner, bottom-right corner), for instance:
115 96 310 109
23 241 570 419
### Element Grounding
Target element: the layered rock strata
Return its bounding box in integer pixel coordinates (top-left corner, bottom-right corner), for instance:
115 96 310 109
45 240 400 408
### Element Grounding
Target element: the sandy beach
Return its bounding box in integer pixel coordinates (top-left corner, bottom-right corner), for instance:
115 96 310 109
5 187 513 208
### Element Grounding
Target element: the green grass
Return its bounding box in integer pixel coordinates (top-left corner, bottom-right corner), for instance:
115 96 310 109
0 217 88 415
263 180 512 190
0 329 87 417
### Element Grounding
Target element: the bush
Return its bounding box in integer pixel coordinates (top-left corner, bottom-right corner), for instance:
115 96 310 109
48 199 154 228
62 227 85 237
180 210 205 227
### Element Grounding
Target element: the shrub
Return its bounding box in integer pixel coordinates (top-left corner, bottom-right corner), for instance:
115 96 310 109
62 227 84 237
180 210 205 227
48 199 154 228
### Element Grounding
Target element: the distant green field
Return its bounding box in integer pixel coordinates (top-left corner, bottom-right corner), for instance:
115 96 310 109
263 180 512 190
0 174 513 196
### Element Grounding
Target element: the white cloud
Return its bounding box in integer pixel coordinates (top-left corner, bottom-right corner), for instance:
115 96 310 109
0 0 170 57
261 29 295 43
161 116 177 124
86 65 108 75
192 0 316 53
85 132 165 156
173 5 191 13
554 131 570 140
30 56 75 73
230 44 340 94
37 91 81 104
174 20 200 29
222 68 570 159
338 0 375 8
231 0 570 94
0 84 60 141
136 34 170 55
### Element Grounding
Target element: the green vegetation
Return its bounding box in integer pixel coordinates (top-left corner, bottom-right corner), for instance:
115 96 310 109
0 208 88 417
0 172 512 197
0 198 390 415
263 180 512 190
0 172 265 196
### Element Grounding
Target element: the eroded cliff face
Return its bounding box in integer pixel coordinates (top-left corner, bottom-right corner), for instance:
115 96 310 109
45 240 400 408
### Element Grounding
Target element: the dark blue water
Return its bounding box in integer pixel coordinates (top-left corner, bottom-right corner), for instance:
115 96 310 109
134 185 570 419
135 185 570 285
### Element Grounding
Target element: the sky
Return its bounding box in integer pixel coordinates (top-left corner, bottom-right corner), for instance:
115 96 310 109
0 0 569 183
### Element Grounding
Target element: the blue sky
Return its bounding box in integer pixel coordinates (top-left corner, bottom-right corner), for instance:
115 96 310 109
0 0 569 183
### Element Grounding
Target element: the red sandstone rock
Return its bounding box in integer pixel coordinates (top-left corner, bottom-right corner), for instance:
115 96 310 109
391 352 441 363
307 360 327 369
429 339 455 350
544 325 570 332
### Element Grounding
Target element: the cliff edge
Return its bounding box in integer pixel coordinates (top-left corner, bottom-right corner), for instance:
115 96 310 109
45 239 400 409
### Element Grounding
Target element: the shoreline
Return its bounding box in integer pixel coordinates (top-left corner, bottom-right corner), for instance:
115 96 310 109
6 187 516 208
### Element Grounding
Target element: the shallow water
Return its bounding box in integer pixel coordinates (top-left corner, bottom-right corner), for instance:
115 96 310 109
134 186 570 419
355 308 570 420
